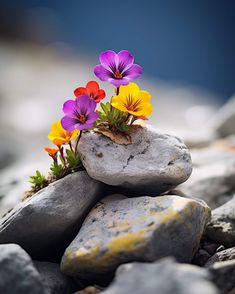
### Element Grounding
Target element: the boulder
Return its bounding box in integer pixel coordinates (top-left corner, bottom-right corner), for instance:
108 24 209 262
78 126 192 195
179 160 235 208
211 95 235 137
209 260 235 293
0 243 47 294
205 247 235 266
101 258 218 294
0 171 104 259
34 261 74 294
61 194 210 279
206 196 235 247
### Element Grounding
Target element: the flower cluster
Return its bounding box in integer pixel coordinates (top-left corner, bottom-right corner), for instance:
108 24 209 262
29 50 153 194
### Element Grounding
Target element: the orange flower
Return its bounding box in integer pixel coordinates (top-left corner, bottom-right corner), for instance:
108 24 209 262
44 147 59 157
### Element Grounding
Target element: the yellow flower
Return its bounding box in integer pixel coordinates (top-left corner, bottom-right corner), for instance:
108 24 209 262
48 121 79 146
111 82 153 117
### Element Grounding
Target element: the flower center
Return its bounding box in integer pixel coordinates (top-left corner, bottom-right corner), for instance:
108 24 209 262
114 70 122 79
78 114 86 123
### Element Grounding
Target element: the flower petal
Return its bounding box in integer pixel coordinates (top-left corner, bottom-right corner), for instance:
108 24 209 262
123 64 142 81
94 65 113 81
95 89 106 102
119 82 140 98
117 50 134 72
86 81 99 95
139 90 152 103
99 50 117 71
63 100 77 116
61 116 77 132
86 111 99 125
74 87 87 97
76 95 97 115
110 78 130 87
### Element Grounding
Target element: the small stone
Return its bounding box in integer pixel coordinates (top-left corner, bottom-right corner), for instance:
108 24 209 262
206 197 235 247
78 126 192 195
209 260 235 293
0 171 104 259
0 243 47 294
76 286 101 294
205 247 235 267
34 261 74 294
101 258 218 294
61 194 210 279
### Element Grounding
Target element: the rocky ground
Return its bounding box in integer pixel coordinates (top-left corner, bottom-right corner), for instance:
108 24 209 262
0 42 235 294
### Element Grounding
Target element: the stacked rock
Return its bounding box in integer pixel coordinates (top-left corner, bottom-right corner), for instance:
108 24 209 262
0 126 218 293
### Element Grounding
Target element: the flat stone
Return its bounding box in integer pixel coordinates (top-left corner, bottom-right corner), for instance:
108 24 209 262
61 194 210 279
0 171 104 259
206 197 235 247
209 260 235 293
34 261 74 294
0 243 47 294
101 258 218 294
78 126 192 195
205 247 235 266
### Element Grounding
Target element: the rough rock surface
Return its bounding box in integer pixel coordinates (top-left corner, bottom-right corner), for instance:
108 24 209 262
0 243 47 294
34 261 73 294
211 95 235 137
205 247 235 266
209 260 235 293
206 196 235 247
61 194 210 279
101 258 218 294
0 171 104 258
179 160 235 208
78 126 192 195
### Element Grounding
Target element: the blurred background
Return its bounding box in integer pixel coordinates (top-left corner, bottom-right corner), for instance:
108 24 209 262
0 0 234 213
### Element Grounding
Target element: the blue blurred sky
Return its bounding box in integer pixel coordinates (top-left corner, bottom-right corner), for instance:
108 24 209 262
1 0 235 100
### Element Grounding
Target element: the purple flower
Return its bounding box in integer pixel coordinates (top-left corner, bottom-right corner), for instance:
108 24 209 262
61 95 99 131
94 50 142 87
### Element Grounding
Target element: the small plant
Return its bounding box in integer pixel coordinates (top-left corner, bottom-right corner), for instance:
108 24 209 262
29 170 48 193
28 50 154 196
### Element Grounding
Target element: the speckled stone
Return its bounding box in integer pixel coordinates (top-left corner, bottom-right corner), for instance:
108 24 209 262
77 126 192 195
0 171 104 259
102 258 218 294
206 196 235 247
61 194 210 279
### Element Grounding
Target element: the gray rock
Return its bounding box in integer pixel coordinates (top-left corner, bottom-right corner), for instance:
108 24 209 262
209 260 235 293
61 194 210 279
0 243 47 294
179 160 235 208
206 196 235 247
211 96 235 137
101 258 218 294
34 261 73 294
0 171 104 258
205 247 235 266
78 126 192 195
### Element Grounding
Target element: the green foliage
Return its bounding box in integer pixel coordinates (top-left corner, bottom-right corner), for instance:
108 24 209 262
50 163 64 178
29 170 48 191
97 102 130 132
66 149 81 169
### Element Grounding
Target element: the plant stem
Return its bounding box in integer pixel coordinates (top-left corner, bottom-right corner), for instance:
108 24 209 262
75 130 82 156
69 141 73 152
116 87 120 95
59 147 66 167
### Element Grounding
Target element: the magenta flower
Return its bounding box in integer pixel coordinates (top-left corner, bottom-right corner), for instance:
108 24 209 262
94 50 142 87
61 95 98 131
